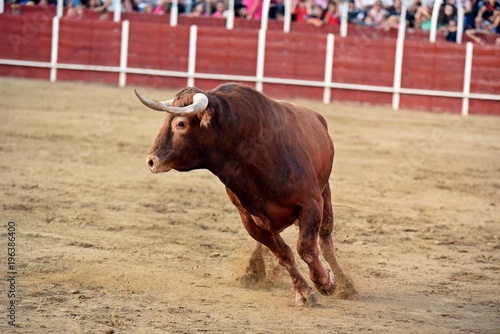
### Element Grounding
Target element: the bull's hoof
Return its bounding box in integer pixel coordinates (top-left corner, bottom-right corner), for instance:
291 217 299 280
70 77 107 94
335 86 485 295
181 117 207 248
317 269 336 296
295 291 318 307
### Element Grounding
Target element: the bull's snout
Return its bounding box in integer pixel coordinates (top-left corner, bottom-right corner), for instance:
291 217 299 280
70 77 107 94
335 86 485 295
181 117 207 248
147 155 159 173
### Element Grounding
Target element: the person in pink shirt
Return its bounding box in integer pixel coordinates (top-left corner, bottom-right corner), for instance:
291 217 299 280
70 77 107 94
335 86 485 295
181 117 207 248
212 0 228 18
153 0 169 15
244 0 263 20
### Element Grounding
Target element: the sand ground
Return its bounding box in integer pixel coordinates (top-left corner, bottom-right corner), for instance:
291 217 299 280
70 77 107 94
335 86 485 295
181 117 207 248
1 77 499 333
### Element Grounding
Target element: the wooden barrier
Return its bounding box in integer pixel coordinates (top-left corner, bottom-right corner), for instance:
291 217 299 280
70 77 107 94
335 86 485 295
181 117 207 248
0 13 498 114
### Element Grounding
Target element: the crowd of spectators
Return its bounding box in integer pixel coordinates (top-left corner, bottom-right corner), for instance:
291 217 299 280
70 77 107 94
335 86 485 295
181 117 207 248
6 0 500 43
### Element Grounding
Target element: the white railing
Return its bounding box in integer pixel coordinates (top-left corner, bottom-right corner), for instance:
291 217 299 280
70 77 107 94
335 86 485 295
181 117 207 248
1 16 499 116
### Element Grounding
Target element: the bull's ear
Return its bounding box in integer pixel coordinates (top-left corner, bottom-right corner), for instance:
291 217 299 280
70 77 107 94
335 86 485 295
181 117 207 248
199 108 214 128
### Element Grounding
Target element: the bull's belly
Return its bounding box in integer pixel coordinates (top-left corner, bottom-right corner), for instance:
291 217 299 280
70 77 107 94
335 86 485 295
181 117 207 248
250 202 298 234
225 187 299 234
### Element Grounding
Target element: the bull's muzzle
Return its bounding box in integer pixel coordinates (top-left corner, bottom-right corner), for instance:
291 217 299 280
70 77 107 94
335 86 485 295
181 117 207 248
147 155 160 173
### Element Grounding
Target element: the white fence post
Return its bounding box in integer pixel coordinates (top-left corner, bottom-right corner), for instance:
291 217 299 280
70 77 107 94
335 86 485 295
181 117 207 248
323 34 335 104
170 0 178 27
113 0 121 22
187 25 198 87
392 5 407 110
50 16 60 82
256 29 267 92
226 0 235 30
57 0 63 18
456 0 464 44
284 0 292 33
340 0 348 38
260 0 271 31
429 0 441 43
461 42 473 116
119 20 130 88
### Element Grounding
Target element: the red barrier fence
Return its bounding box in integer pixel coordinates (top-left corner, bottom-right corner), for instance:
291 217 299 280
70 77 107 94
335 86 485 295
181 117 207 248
0 13 499 115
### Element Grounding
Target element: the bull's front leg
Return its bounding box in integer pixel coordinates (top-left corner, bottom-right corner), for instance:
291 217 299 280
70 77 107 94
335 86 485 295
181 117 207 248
297 199 336 296
238 213 318 306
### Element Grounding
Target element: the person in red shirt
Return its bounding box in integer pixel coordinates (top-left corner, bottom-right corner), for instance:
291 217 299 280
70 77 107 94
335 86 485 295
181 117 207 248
293 0 312 23
308 0 340 27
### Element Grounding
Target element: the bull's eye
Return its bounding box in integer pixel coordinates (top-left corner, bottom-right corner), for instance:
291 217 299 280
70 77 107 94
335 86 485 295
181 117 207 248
177 121 186 128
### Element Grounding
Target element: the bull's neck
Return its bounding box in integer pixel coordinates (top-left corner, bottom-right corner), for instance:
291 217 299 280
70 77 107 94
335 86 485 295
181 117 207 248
204 141 262 191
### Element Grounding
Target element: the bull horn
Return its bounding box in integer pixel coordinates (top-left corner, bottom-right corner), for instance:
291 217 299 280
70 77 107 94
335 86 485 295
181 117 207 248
134 89 208 116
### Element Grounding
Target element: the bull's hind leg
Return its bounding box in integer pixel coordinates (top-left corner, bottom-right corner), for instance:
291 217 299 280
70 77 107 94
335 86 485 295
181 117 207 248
238 212 318 306
319 183 356 299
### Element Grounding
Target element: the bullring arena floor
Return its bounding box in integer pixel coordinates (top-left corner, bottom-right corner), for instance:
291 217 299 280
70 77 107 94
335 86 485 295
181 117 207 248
1 77 499 333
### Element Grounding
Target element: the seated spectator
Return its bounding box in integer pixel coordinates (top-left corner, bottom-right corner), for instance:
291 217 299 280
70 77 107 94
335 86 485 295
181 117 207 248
309 0 340 27
123 0 139 12
465 27 487 44
405 0 421 29
89 0 112 12
357 0 393 14
86 0 103 9
414 3 432 31
141 3 154 12
322 0 341 25
183 0 194 13
293 0 312 22
64 5 84 19
380 0 404 30
269 0 286 20
186 1 207 16
463 0 476 31
211 0 228 17
444 18 457 42
309 2 324 20
314 0 328 10
437 3 457 32
150 0 187 14
364 0 388 27
37 0 54 7
475 0 500 33
244 0 264 20
234 0 248 17
10 0 23 15
347 0 365 25
153 0 169 14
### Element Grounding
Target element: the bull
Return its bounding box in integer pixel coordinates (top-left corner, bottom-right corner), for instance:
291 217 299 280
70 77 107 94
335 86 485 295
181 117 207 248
135 83 355 306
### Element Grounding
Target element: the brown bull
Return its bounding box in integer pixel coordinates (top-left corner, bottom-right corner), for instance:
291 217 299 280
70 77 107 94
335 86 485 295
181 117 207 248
135 83 355 306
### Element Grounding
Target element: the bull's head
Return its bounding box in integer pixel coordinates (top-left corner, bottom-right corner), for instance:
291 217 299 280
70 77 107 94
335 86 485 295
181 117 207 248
134 88 213 173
